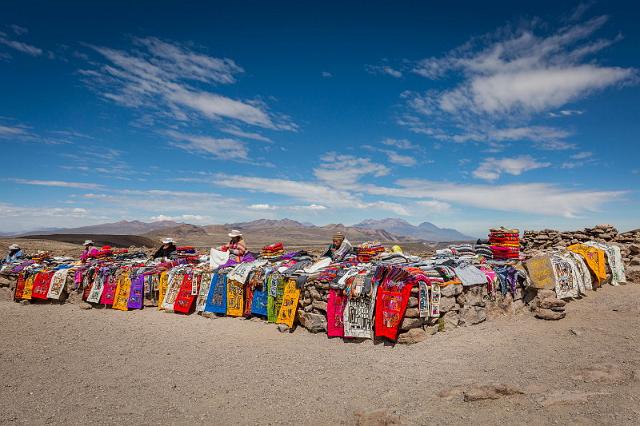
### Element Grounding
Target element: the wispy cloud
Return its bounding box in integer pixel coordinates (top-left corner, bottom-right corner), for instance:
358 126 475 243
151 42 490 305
165 130 249 161
79 36 295 133
0 124 29 138
12 179 104 190
473 155 551 181
561 150 596 168
381 138 419 150
397 13 635 149
0 27 43 57
313 152 389 187
321 71 333 78
366 64 403 78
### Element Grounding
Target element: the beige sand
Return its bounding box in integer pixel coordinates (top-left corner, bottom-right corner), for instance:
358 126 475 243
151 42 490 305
1 283 639 425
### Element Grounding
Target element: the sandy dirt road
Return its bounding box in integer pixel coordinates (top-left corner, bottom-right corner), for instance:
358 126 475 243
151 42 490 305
1 283 639 425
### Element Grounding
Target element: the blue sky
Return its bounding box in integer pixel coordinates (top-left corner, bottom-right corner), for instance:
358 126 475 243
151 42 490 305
1 0 639 236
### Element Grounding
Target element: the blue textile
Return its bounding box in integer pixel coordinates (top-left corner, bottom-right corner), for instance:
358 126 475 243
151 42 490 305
203 273 227 314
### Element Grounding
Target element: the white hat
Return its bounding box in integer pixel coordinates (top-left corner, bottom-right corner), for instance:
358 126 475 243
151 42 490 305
162 238 175 244
83 240 94 246
8 244 20 250
228 230 242 238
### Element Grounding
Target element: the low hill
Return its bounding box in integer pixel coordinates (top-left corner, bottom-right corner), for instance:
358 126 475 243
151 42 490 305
17 234 156 248
19 220 182 236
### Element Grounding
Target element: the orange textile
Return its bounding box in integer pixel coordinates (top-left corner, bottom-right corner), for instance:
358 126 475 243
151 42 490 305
567 244 607 285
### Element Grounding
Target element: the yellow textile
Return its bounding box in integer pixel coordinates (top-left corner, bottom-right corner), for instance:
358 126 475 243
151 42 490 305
22 275 35 300
567 244 607 285
112 274 131 311
226 279 244 317
524 256 556 289
157 272 168 311
276 279 301 328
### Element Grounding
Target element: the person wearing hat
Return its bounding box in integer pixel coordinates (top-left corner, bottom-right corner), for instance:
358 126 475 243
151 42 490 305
218 230 246 262
323 231 353 261
153 238 177 260
80 240 99 263
3 244 24 263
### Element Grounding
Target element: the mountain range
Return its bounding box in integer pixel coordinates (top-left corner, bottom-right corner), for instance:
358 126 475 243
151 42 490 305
354 218 473 242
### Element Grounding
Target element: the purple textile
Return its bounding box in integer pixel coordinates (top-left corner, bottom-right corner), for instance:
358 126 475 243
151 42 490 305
11 260 34 273
127 274 145 309
217 253 256 270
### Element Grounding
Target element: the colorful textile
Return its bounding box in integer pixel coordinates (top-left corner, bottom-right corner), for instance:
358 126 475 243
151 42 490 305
585 242 626 285
418 281 430 318
343 286 377 339
31 271 53 300
326 289 347 337
551 255 579 299
267 275 285 323
86 273 106 303
173 273 196 314
14 273 26 300
226 279 244 317
203 273 227 315
453 263 487 286
276 278 301 328
429 283 440 317
195 272 212 313
567 251 593 292
375 279 412 341
157 272 169 310
112 275 131 311
161 273 182 311
99 274 117 305
127 274 145 309
251 279 268 317
567 244 607 285
22 274 35 300
524 255 557 290
243 283 254 317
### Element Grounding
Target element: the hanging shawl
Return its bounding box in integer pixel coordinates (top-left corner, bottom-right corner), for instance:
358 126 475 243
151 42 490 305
524 255 557 289
112 274 132 311
551 254 579 299
429 283 441 317
31 271 53 300
453 263 487 286
22 274 35 300
86 271 106 303
276 278 301 328
203 273 227 315
493 265 517 296
326 289 347 337
250 272 269 317
567 251 593 292
99 273 117 305
157 272 169 310
46 269 69 300
267 274 285 323
343 285 377 339
567 244 607 285
161 272 183 311
374 267 413 341
195 272 212 313
226 278 244 317
127 273 145 309
418 281 430 318
173 273 196 314
14 273 26 301
584 242 626 285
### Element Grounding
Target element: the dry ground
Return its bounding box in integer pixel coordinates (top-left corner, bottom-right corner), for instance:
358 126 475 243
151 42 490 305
1 283 639 425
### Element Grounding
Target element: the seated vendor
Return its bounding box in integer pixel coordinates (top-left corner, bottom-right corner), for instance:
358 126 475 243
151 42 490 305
153 238 177 260
80 240 99 263
323 231 353 261
3 244 24 263
218 230 246 261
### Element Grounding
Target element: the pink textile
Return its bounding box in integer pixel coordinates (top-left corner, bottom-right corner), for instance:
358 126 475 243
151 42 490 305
326 289 347 337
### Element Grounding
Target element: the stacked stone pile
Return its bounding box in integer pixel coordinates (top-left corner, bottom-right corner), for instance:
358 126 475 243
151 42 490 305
522 224 640 283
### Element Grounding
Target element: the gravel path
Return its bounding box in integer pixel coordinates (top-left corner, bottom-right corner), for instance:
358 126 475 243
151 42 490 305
1 284 639 425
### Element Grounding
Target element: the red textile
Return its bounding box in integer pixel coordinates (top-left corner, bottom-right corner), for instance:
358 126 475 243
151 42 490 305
31 271 54 300
14 273 26 300
375 280 413 341
243 284 254 317
99 275 117 305
173 274 196 314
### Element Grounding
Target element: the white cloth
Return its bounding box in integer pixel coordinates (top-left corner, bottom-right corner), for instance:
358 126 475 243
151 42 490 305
209 248 230 270
303 257 332 274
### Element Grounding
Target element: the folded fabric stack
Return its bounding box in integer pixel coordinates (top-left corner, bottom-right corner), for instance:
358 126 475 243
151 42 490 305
489 228 520 260
356 241 385 262
474 244 493 259
261 242 285 259
449 243 475 257
176 246 197 256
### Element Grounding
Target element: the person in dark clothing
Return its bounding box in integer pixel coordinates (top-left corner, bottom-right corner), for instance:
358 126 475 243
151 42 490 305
153 238 177 259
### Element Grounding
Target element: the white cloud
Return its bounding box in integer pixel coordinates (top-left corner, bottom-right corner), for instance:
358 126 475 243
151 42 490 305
220 125 272 142
384 151 417 166
0 124 28 138
416 200 452 212
321 71 333 78
165 130 248 161
0 202 95 233
473 155 551 181
149 214 209 223
366 64 403 78
381 138 419 150
80 37 294 132
401 13 636 147
561 150 595 168
248 203 276 210
10 25 28 36
12 179 104 190
548 109 584 118
0 30 42 56
313 153 389 187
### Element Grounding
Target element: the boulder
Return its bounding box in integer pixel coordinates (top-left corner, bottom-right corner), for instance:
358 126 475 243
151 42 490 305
312 300 328 312
457 286 485 307
404 308 420 318
438 296 459 313
441 284 462 297
298 311 327 333
308 288 322 300
539 298 566 309
407 297 418 308
459 306 487 326
397 328 427 345
400 317 423 331
535 308 566 320
441 311 459 330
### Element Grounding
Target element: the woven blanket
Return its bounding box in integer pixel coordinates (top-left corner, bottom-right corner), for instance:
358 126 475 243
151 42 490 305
375 280 412 341
203 273 227 315
112 275 132 311
173 273 196 314
326 289 347 337
276 278 300 328
226 278 244 317
343 287 377 339
99 274 117 305
524 255 557 289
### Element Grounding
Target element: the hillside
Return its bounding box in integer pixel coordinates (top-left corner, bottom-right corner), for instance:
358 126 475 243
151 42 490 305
19 220 182 236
